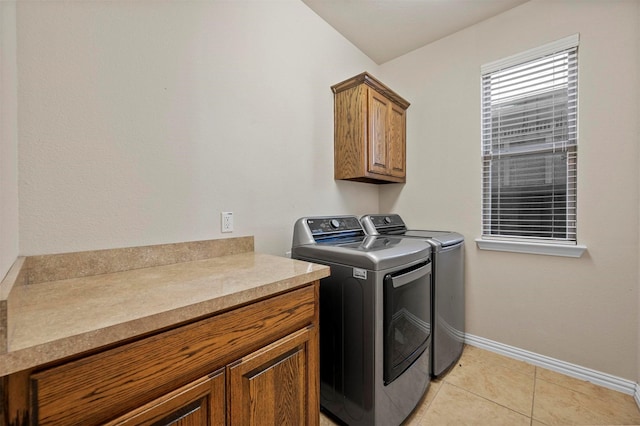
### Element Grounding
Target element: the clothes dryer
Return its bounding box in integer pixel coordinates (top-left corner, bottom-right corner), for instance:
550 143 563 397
360 214 464 377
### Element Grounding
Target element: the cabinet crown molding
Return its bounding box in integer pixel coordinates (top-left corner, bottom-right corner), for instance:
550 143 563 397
331 72 410 110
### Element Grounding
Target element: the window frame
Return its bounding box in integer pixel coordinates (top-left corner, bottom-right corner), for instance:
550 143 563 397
477 34 586 258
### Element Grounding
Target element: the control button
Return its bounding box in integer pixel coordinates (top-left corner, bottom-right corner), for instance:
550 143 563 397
330 219 340 229
384 216 392 224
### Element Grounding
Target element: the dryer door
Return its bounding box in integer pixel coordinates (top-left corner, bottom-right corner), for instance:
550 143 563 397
383 260 431 385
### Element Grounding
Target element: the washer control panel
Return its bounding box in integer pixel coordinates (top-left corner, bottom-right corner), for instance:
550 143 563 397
307 217 362 235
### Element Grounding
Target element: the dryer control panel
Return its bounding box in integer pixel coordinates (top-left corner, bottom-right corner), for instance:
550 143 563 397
367 214 406 228
361 214 408 235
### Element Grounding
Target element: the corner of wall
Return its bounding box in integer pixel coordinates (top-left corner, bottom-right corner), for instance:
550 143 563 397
0 1 20 280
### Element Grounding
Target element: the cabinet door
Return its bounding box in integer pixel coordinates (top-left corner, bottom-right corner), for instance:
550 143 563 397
104 370 225 426
228 327 319 426
368 88 391 175
388 102 406 178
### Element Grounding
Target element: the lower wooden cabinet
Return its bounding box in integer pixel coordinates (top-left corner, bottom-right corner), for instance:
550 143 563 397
107 326 318 426
105 370 226 426
228 327 317 425
1 283 320 426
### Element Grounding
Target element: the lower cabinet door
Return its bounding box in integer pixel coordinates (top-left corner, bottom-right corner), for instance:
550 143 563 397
105 369 225 426
228 327 318 426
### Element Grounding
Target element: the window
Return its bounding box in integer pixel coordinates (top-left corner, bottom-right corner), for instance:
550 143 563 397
480 35 583 256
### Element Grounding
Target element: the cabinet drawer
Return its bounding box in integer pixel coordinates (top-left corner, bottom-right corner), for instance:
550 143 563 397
31 285 317 425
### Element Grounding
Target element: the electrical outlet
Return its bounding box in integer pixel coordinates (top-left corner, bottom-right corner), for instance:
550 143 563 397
221 212 233 233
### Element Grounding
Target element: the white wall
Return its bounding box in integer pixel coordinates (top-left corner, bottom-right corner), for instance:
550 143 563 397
0 1 19 281
16 0 379 258
381 0 640 380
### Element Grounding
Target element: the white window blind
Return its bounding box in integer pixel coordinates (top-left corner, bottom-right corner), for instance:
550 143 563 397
481 35 578 243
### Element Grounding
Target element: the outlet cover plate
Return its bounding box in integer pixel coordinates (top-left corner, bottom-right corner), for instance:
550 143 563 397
221 212 233 233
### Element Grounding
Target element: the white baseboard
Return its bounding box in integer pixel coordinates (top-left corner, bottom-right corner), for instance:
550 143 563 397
464 333 637 397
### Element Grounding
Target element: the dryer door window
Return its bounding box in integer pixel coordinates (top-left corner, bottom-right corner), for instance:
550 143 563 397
383 261 431 385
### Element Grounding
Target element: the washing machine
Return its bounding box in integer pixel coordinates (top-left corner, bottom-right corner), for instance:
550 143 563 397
291 216 432 426
360 214 464 378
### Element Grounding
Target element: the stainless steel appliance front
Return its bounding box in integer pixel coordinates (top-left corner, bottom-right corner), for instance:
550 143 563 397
292 216 431 426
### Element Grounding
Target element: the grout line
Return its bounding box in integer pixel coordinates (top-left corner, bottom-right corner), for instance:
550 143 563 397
425 378 444 408
412 379 445 423
531 367 537 426
443 380 533 421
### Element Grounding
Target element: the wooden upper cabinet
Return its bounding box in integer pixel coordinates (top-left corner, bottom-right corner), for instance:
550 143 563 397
332 72 409 184
388 102 407 177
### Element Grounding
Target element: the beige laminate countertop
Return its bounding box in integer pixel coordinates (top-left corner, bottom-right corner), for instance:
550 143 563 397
0 237 329 377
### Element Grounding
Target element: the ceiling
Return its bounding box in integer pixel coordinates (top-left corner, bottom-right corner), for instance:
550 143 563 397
302 0 529 64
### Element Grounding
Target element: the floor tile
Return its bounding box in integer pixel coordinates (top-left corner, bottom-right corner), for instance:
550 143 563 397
422 378 443 409
533 377 640 425
403 378 443 425
537 367 635 407
419 382 530 426
319 412 337 426
459 344 536 376
444 347 535 416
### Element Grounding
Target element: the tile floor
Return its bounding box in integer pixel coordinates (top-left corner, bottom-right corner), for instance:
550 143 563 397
320 345 640 425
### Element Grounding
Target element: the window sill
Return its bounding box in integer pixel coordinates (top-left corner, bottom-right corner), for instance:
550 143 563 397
475 238 587 258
